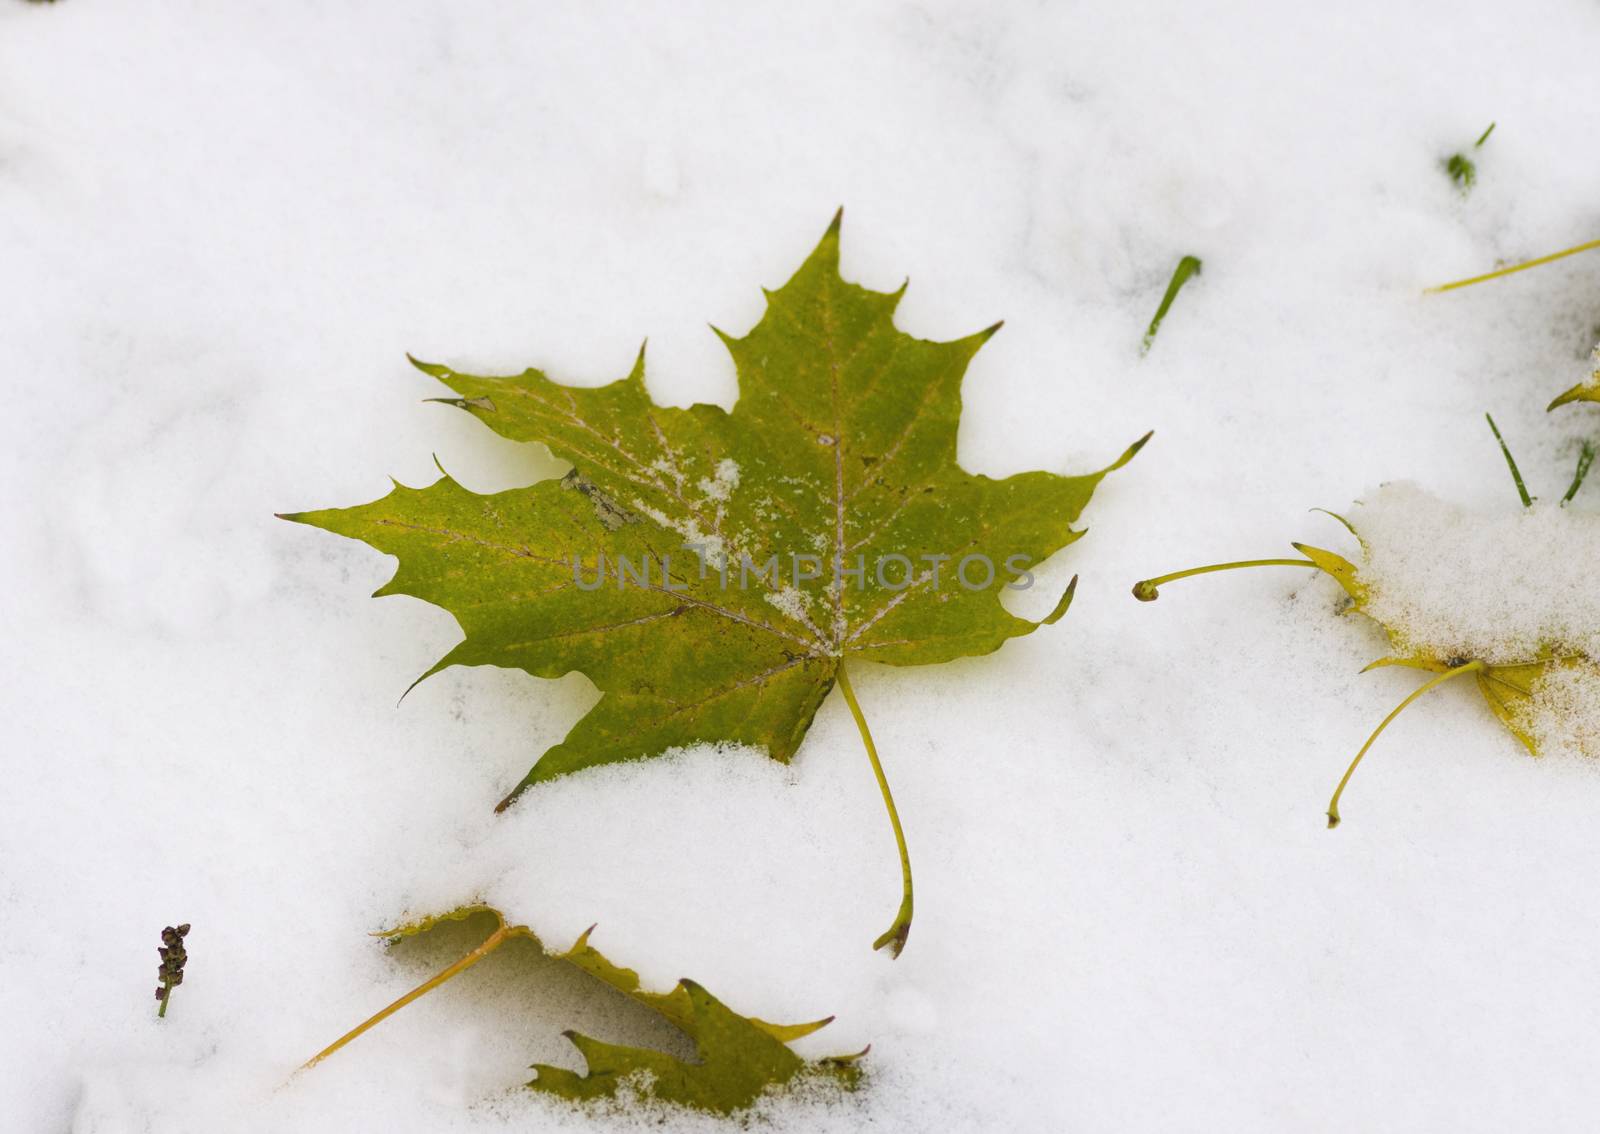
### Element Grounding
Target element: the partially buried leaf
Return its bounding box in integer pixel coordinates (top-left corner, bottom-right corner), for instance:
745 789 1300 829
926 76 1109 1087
319 905 863 1116
1134 481 1600 826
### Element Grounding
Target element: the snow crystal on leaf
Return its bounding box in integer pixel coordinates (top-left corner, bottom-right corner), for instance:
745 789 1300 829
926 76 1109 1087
1514 663 1600 761
697 458 740 502
1349 483 1600 666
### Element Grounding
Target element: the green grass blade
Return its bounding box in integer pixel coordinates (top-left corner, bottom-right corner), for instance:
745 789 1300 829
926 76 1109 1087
1141 255 1203 354
1563 441 1595 504
1485 413 1534 508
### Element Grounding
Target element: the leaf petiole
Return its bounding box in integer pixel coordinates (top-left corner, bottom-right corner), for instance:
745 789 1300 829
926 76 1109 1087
301 923 512 1070
1426 238 1600 293
1131 558 1321 601
1326 660 1485 828
836 662 912 959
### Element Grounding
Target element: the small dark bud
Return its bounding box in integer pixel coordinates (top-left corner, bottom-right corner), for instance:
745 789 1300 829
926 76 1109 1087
153 920 192 1017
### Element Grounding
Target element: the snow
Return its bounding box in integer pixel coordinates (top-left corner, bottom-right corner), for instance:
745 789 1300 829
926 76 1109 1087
5 2 1600 1132
697 458 741 502
1349 482 1600 664
1517 662 1600 760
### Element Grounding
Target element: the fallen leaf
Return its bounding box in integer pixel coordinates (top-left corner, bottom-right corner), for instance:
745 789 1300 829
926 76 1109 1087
283 211 1146 953
305 906 863 1116
1134 480 1600 827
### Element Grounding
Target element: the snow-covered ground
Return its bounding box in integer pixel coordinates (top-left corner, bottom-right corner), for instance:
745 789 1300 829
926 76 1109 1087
5 2 1600 1130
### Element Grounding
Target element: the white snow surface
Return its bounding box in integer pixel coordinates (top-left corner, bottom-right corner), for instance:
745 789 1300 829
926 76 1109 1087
1350 482 1600 663
5 2 1600 1131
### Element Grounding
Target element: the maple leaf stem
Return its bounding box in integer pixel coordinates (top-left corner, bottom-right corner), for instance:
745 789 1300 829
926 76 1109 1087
300 923 512 1070
1131 558 1320 601
1326 661 1485 829
1425 238 1600 293
836 662 913 959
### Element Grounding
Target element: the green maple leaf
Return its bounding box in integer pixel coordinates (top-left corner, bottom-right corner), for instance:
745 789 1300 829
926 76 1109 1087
282 211 1146 953
304 906 863 1116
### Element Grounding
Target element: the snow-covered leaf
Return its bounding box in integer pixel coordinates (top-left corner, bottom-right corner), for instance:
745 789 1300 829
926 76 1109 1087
1135 483 1600 825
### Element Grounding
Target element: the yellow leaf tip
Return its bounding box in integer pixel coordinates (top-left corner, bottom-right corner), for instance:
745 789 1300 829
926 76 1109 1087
396 663 440 706
1099 431 1153 475
800 211 845 274
1547 385 1585 411
1042 575 1078 624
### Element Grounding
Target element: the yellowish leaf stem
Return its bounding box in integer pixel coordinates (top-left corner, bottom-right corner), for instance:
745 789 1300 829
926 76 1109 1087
1132 559 1320 601
836 662 912 958
1426 238 1600 293
300 923 512 1070
1326 661 1485 828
